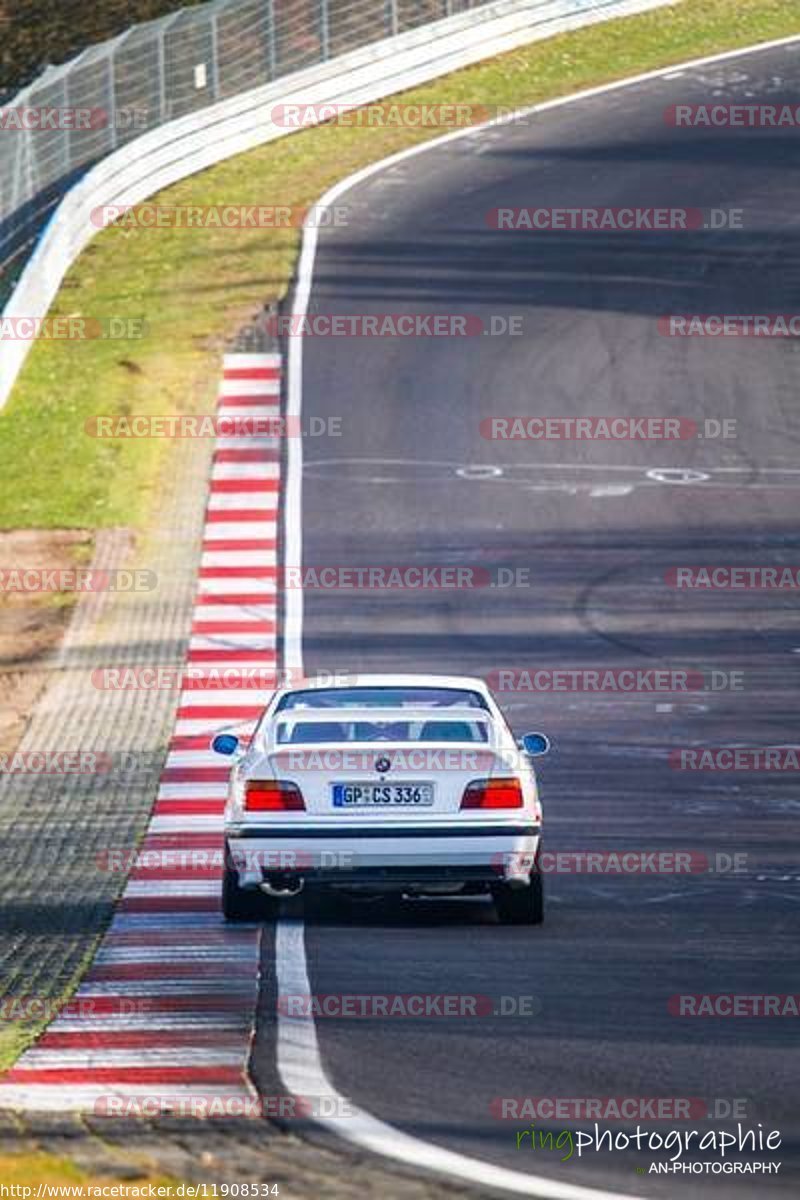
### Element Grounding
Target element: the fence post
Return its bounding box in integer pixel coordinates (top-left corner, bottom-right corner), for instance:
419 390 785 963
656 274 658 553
211 12 220 100
156 12 183 122
321 0 330 60
157 25 167 121
107 51 118 150
267 0 277 80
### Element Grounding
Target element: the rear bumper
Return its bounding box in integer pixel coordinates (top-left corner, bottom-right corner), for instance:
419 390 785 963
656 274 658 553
226 823 541 888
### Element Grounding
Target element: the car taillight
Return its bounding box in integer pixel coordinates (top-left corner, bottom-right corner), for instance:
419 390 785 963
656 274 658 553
461 778 523 809
245 781 305 812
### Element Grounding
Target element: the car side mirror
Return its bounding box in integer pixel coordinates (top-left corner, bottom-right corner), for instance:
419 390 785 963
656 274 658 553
519 732 550 757
211 733 240 756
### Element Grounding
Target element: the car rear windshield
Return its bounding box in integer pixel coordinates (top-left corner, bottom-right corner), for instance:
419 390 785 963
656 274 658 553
276 718 490 744
276 687 489 711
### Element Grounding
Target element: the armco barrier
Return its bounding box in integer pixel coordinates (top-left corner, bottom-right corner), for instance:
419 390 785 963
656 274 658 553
0 0 673 411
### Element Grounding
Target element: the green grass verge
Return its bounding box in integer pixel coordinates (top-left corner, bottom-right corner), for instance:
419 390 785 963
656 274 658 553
0 0 797 529
0 931 106 1071
0 1151 182 1193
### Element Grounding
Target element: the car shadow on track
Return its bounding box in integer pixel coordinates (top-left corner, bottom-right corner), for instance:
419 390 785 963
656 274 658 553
290 890 500 927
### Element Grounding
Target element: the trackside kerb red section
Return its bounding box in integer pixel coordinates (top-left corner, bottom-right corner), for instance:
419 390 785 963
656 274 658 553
0 352 281 1110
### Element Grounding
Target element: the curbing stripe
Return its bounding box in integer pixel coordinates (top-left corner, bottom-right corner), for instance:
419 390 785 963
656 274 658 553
0 353 279 1113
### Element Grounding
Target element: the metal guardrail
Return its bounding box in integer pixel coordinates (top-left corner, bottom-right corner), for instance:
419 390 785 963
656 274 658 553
0 0 673 408
0 0 489 302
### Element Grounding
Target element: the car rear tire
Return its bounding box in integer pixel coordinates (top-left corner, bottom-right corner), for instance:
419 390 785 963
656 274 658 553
492 873 544 925
222 849 269 922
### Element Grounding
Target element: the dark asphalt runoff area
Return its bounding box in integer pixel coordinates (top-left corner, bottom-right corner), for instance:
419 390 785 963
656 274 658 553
253 39 800 1198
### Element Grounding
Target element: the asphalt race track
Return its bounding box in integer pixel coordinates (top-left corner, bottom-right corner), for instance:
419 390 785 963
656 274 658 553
252 40 800 1198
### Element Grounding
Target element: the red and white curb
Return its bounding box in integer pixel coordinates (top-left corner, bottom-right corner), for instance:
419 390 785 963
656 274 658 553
0 352 280 1114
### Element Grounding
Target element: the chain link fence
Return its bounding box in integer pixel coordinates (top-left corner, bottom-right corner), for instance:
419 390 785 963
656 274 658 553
0 0 492 305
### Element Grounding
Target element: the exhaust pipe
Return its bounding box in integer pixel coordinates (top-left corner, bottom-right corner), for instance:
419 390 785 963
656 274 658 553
259 874 304 898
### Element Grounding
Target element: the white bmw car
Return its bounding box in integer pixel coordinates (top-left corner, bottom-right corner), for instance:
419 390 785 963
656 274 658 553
212 674 549 924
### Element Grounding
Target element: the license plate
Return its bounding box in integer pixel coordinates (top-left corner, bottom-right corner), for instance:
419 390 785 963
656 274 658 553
332 783 434 807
